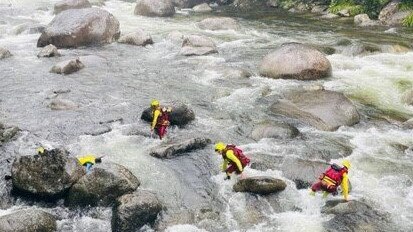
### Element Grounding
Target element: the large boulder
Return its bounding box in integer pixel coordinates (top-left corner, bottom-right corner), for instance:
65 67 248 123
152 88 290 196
233 177 287 194
173 0 208 8
250 121 299 140
66 162 140 207
150 137 211 158
50 58 85 75
135 0 175 17
270 90 360 131
112 190 162 232
197 17 240 30
193 3 212 12
180 34 218 56
141 102 195 126
259 43 332 80
118 29 153 46
0 47 12 60
379 0 413 26
0 123 19 145
54 0 91 14
322 200 394 232
280 157 328 189
11 149 85 197
354 14 380 27
37 44 60 58
37 8 120 48
0 209 57 232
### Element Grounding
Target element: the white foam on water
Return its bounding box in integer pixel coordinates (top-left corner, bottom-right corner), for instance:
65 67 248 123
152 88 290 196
165 224 208 232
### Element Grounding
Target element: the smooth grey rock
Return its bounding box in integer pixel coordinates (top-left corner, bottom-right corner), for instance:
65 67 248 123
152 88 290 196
50 58 84 75
66 162 140 207
250 121 299 140
150 137 211 158
193 3 212 12
379 0 413 26
354 14 380 27
0 209 56 232
270 90 360 131
37 44 60 57
0 124 19 145
166 31 185 44
233 177 287 194
118 29 153 46
280 157 328 189
48 98 79 110
221 67 252 79
180 34 217 56
135 0 175 17
38 8 120 48
141 102 195 126
0 47 12 59
259 43 332 80
11 149 85 197
197 17 239 30
54 0 91 14
112 190 162 232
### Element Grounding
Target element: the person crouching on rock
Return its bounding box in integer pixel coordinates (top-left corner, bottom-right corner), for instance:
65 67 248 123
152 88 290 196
150 100 171 140
78 154 102 174
310 160 351 201
214 142 250 180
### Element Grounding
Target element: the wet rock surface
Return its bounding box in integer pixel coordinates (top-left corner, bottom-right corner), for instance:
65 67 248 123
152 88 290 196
141 102 195 127
112 190 162 232
259 43 332 80
135 0 175 17
150 137 211 158
180 34 218 56
37 44 60 58
280 157 328 189
0 123 19 146
11 149 85 197
270 90 360 131
118 29 153 46
233 177 287 194
250 121 299 140
66 162 140 207
0 47 12 60
38 8 120 48
0 209 57 232
54 0 91 15
50 58 85 75
48 98 79 110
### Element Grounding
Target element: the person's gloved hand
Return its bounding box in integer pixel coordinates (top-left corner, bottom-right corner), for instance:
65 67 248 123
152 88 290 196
224 175 231 180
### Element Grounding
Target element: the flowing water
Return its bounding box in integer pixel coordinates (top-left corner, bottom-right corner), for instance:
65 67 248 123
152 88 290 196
1 0 413 231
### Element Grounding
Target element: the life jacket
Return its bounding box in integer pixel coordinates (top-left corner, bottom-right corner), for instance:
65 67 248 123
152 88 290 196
321 164 347 188
223 144 250 167
153 107 170 127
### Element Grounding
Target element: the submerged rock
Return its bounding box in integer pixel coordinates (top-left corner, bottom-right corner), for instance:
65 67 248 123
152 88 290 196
270 90 360 131
66 162 140 207
50 58 85 75
135 0 175 17
193 3 212 12
0 47 12 60
280 157 328 189
54 0 91 14
220 67 252 79
11 149 85 197
37 8 120 48
0 123 19 145
180 34 218 56
354 14 380 27
322 200 394 232
166 31 185 44
259 43 332 80
197 17 240 30
141 102 195 126
233 177 287 194
250 121 299 140
0 209 57 232
112 190 162 232
37 44 60 58
118 29 153 46
48 98 79 110
150 137 211 158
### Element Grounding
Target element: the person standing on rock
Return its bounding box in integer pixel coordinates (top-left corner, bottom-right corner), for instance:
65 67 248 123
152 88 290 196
78 154 102 174
150 100 171 140
310 160 351 201
214 142 250 180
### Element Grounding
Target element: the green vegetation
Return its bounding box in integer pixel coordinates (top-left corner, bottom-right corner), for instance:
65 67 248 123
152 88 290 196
402 12 413 27
329 0 365 16
394 79 413 93
399 0 413 11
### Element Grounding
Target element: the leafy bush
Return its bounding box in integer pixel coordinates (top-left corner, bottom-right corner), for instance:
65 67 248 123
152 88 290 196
329 0 365 15
402 12 413 26
399 0 413 11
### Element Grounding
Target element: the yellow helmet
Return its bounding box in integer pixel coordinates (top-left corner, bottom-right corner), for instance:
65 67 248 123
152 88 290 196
214 142 226 152
36 147 45 154
151 100 159 107
342 160 351 169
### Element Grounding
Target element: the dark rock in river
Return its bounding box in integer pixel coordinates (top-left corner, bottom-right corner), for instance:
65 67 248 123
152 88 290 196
112 190 162 232
37 8 120 48
0 123 19 145
270 90 360 131
250 121 299 140
37 44 60 58
0 209 57 232
141 102 195 127
150 137 211 158
54 0 92 15
66 162 140 207
11 149 85 197
233 176 287 194
135 0 175 17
